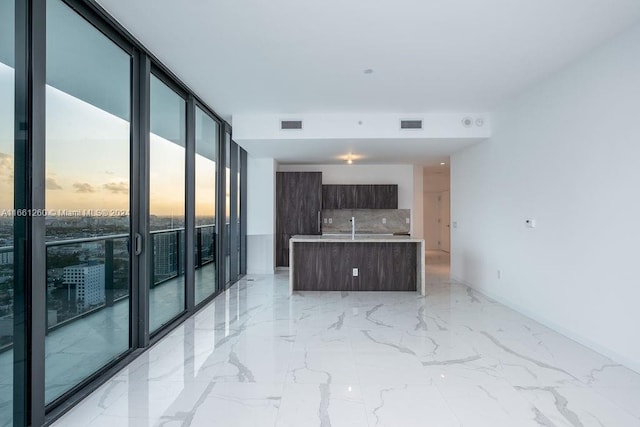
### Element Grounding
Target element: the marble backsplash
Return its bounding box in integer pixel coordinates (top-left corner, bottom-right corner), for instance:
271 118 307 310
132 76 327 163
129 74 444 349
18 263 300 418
322 209 411 234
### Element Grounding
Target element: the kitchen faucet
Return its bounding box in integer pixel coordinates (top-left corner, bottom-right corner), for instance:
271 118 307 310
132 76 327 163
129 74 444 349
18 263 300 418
350 216 355 240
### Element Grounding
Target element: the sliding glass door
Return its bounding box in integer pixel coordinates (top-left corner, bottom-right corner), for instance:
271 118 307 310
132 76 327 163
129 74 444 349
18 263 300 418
44 0 132 405
149 74 187 333
0 1 15 423
221 135 245 288
223 132 231 287
195 107 218 304
229 140 240 283
3 0 247 422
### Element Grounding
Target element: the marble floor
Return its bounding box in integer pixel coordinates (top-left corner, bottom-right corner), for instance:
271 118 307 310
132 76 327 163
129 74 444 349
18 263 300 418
0 263 217 425
51 251 640 427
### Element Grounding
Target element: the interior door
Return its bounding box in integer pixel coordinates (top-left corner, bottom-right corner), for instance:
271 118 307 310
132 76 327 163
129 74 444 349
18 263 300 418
440 191 451 252
423 193 440 250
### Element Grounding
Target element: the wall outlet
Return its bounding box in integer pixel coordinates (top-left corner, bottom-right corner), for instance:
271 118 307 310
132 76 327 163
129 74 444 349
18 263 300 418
328 218 332 224
352 268 359 277
405 218 410 224
382 218 387 224
452 221 458 229
497 269 502 279
323 218 327 224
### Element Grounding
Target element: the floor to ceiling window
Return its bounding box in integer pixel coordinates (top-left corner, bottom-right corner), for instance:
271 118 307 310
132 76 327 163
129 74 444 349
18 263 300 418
44 0 132 405
223 132 231 287
236 147 241 277
0 0 15 424
239 149 247 275
229 140 239 282
3 0 245 423
194 106 218 305
149 74 187 333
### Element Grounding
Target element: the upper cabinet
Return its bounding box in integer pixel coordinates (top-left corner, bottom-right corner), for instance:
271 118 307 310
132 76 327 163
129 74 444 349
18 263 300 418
322 184 398 209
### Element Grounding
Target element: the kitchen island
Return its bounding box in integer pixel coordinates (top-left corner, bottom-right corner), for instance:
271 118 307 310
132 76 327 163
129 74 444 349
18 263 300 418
289 235 425 295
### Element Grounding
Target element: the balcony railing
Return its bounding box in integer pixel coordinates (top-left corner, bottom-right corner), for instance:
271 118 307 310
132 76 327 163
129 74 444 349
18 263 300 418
150 225 216 286
0 224 217 352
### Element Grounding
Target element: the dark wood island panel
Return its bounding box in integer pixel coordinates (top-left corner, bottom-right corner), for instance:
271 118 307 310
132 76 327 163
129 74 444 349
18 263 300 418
292 242 417 291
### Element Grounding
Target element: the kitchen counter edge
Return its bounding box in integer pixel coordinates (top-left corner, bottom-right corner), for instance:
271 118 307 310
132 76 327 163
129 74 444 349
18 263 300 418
290 235 423 243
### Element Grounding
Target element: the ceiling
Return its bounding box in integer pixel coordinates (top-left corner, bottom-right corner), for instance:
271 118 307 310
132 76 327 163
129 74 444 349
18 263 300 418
95 0 640 164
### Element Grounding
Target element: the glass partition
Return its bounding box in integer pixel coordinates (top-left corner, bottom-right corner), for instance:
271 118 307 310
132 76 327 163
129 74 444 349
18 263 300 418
45 0 132 404
149 74 186 333
195 107 218 304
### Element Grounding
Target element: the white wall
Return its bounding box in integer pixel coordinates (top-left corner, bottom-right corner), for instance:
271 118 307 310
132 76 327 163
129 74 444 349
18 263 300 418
277 164 420 234
246 156 276 274
234 113 491 140
451 23 640 373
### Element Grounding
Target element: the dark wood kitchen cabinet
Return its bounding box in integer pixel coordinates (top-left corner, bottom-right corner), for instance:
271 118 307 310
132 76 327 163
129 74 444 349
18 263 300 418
371 185 398 208
322 184 398 209
276 172 322 266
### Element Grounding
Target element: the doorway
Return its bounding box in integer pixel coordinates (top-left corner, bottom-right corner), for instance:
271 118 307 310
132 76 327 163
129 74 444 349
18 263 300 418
440 190 450 252
423 165 451 282
423 166 450 253
423 191 450 252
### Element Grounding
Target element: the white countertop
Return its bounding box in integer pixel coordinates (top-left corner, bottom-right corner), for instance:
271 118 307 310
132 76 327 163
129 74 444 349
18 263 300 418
290 234 423 243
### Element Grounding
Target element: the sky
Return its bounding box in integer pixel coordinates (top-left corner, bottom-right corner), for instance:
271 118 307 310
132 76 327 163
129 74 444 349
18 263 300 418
0 63 14 210
0 62 219 217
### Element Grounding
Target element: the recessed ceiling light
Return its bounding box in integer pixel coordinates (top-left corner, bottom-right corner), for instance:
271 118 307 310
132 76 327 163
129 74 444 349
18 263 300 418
440 162 446 165
363 68 374 74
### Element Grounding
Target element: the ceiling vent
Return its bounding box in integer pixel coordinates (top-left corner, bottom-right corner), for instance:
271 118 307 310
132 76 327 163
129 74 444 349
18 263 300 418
400 119 423 130
280 120 303 130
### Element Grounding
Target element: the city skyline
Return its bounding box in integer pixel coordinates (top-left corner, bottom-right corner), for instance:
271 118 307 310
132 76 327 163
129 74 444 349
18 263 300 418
0 68 220 217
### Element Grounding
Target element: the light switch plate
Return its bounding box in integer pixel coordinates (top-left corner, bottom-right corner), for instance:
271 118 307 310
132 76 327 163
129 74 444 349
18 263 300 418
352 268 359 277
